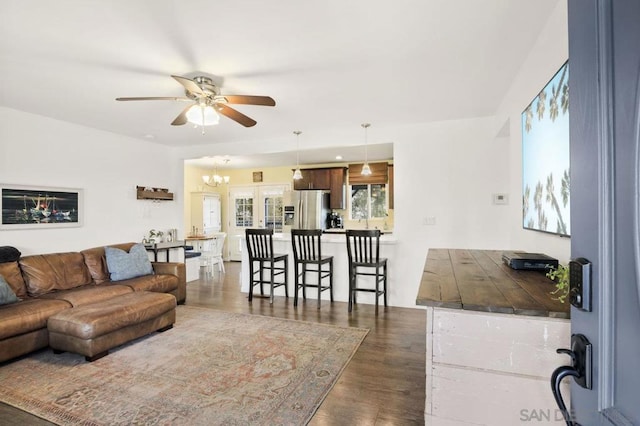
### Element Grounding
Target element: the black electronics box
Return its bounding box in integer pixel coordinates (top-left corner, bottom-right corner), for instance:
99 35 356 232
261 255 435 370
502 251 558 271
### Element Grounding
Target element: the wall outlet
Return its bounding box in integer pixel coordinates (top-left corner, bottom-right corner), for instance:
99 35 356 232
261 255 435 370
423 216 436 226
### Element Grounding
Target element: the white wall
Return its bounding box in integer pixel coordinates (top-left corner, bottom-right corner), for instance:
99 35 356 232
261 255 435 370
0 107 183 255
385 117 513 307
497 1 571 263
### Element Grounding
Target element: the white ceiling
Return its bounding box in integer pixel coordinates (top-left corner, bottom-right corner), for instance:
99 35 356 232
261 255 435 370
0 0 559 167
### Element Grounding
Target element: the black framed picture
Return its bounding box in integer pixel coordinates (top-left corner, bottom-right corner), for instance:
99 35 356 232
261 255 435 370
0 184 84 230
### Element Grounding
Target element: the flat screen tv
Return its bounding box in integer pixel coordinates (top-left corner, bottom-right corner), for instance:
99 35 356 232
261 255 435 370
522 61 570 237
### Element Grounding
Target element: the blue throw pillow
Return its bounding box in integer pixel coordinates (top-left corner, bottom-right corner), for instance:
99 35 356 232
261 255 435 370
105 243 154 282
0 275 19 305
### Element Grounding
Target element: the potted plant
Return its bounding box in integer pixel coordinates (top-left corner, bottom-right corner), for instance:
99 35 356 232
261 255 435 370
546 264 569 303
148 229 164 244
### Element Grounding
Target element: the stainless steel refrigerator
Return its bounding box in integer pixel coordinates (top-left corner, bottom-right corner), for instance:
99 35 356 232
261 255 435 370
288 190 330 230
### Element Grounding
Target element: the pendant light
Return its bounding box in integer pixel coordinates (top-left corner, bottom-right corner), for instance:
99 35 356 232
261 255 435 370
361 123 372 176
293 130 303 180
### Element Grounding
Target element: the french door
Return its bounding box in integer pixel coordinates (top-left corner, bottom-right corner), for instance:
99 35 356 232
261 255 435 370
227 184 288 261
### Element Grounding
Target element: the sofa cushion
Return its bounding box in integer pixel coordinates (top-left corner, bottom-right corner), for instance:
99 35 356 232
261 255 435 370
48 292 176 340
0 261 28 299
82 242 137 284
20 252 93 297
117 274 178 294
105 244 153 281
38 283 133 307
0 275 19 305
0 298 71 340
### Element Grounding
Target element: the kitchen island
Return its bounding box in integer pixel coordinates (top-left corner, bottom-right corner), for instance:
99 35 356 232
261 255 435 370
240 231 397 306
417 249 570 425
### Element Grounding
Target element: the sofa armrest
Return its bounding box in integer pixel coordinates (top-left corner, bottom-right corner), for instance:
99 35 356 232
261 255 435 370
152 262 186 304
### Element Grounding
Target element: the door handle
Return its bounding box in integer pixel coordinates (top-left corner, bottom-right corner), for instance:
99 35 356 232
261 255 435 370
551 334 592 426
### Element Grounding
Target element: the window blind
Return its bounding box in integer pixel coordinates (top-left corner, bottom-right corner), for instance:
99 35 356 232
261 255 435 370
348 162 388 184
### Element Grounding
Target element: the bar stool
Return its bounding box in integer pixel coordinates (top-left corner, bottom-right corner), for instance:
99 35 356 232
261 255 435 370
291 229 333 309
345 229 388 314
245 228 289 304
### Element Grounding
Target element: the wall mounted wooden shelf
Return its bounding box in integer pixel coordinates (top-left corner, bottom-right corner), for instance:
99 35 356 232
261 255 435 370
136 186 174 201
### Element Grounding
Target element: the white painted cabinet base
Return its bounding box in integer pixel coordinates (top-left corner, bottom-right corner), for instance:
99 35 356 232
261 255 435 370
425 307 571 425
185 256 200 282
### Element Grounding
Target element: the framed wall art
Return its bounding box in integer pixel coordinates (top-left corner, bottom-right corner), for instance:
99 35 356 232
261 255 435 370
0 184 84 230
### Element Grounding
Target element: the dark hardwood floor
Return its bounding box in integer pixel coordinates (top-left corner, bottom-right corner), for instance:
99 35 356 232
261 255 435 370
0 262 426 425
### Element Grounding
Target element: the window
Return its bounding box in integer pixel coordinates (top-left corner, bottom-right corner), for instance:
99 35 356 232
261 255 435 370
350 184 387 219
234 197 253 227
263 196 283 232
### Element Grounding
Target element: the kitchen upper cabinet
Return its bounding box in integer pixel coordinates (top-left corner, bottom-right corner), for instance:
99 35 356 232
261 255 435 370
329 167 347 209
292 168 330 190
292 167 346 209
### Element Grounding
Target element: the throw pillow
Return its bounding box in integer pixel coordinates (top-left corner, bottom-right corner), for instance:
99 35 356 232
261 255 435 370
0 246 21 264
0 275 19 305
105 243 154 282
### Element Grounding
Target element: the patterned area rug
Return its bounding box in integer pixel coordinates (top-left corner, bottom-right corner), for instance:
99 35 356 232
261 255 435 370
0 306 368 425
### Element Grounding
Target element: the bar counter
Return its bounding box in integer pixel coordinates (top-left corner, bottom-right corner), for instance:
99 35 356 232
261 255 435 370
240 232 397 306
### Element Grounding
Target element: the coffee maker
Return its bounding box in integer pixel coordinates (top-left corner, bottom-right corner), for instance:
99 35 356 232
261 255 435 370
326 212 343 229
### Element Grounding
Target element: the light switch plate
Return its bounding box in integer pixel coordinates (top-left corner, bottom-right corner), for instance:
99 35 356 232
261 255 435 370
493 193 509 205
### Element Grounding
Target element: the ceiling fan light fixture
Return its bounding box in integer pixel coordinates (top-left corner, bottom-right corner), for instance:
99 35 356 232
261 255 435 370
186 104 220 126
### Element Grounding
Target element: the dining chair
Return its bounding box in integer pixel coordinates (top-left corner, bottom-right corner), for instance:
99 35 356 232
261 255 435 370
345 229 388 314
200 233 226 277
245 228 289 304
291 229 333 309
209 232 226 274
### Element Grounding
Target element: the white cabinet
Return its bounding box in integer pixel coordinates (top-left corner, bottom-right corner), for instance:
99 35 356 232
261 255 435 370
190 192 221 235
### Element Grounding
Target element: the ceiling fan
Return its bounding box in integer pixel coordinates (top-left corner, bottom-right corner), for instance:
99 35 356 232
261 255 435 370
116 75 275 128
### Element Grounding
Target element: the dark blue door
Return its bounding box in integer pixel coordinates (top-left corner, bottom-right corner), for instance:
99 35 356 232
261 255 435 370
568 0 640 423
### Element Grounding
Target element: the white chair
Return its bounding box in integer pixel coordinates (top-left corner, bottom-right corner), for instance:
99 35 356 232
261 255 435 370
201 233 226 276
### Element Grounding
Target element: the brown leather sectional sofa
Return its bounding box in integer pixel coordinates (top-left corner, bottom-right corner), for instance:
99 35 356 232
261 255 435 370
0 242 186 363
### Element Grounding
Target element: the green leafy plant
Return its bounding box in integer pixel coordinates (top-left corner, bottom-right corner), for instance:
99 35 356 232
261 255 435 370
546 264 569 303
148 229 164 242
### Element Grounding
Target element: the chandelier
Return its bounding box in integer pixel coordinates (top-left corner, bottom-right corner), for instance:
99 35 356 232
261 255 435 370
202 159 230 187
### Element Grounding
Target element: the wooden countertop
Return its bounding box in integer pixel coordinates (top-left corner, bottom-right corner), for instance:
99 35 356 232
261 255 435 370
416 249 570 318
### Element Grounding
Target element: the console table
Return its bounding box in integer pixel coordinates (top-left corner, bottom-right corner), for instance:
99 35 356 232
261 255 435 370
416 249 570 425
144 240 185 262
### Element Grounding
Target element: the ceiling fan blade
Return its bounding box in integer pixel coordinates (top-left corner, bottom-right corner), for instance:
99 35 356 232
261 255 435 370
171 75 204 95
115 96 190 101
222 95 276 106
217 104 257 127
171 105 192 126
